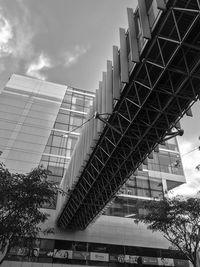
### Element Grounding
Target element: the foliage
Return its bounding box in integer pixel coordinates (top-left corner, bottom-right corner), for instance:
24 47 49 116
0 163 61 264
134 196 200 267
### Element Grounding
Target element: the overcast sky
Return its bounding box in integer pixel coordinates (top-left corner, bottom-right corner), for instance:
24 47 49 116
0 0 136 90
0 0 200 196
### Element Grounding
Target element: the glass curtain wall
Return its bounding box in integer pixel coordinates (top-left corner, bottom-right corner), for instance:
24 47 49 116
105 138 184 218
40 87 95 208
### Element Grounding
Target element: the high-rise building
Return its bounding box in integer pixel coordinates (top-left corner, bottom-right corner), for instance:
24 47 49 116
0 74 94 176
2 0 198 265
2 74 188 267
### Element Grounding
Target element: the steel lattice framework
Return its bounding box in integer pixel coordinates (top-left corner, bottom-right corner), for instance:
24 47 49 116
58 0 200 230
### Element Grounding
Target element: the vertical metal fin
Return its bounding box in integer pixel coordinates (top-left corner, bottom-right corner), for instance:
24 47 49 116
127 8 140 63
102 72 107 114
106 60 113 114
113 46 121 100
138 0 151 39
119 28 129 83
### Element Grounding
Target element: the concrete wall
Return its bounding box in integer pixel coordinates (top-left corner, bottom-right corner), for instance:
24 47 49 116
41 211 170 249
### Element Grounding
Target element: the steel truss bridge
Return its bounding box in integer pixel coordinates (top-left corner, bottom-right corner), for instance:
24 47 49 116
58 0 200 230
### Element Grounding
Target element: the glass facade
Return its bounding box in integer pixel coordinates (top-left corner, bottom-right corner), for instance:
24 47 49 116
1 74 187 267
104 138 184 218
0 74 66 173
0 75 95 209
40 87 94 186
6 237 189 267
1 75 184 213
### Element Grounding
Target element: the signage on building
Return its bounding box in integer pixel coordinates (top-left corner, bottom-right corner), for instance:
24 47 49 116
110 254 139 264
109 254 118 262
174 259 189 267
53 249 72 259
125 255 139 264
117 254 125 263
9 246 29 257
31 248 40 257
40 250 54 257
90 252 109 262
158 257 174 266
72 251 90 260
142 256 159 265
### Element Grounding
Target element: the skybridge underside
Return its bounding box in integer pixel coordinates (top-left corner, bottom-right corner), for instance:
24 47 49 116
58 0 200 230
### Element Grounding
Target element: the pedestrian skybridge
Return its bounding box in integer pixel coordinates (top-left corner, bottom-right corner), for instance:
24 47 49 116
57 0 200 230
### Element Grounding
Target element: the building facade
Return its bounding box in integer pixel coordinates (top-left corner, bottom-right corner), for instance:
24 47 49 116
1 74 188 267
2 0 198 265
0 74 94 176
104 138 184 218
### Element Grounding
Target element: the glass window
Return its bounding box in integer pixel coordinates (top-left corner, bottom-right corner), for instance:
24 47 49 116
150 180 162 191
160 165 171 173
167 143 177 151
124 200 137 216
61 102 72 110
107 244 124 254
70 116 83 126
54 122 69 131
126 187 137 195
88 243 108 253
72 242 87 252
40 239 54 250
137 188 151 197
151 164 160 172
136 178 149 189
159 154 171 166
54 240 73 250
56 113 70 124
125 246 143 256
50 147 60 155
151 190 163 198
59 109 70 115
52 135 62 147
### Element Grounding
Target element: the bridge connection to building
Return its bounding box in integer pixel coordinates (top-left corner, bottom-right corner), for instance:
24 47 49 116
57 0 200 230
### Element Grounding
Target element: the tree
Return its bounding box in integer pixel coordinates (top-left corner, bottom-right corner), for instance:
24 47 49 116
0 163 62 264
134 196 200 267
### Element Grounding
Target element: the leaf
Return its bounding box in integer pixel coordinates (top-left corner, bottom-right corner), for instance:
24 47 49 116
0 163 60 264
134 196 200 265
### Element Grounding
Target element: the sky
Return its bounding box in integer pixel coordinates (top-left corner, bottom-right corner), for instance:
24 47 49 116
0 0 200 196
0 0 135 90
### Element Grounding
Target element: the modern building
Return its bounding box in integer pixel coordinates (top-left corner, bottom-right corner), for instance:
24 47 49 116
1 75 188 267
3 0 200 266
0 74 94 175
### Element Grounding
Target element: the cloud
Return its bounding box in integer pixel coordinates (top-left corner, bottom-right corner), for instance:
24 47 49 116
64 45 90 67
172 139 200 196
26 54 52 80
0 13 13 57
0 3 35 62
11 1 35 59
